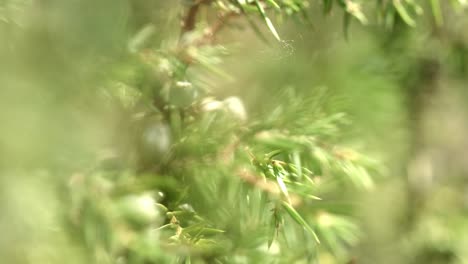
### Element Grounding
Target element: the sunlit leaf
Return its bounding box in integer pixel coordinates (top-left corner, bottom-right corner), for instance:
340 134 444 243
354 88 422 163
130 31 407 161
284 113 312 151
266 0 281 10
281 201 320 243
254 0 281 41
276 176 290 201
393 0 416 26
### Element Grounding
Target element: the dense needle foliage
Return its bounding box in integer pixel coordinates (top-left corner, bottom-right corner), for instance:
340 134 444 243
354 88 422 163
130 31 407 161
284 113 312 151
1 1 468 264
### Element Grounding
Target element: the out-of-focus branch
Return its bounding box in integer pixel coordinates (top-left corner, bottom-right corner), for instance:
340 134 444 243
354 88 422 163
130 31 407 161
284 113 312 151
194 11 239 46
180 0 211 36
177 7 239 64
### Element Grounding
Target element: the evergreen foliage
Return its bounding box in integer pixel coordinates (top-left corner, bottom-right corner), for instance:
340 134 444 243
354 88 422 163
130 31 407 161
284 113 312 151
1 1 468 264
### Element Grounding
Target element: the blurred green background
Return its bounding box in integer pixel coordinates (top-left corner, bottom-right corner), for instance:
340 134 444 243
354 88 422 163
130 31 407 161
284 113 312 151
1 1 468 263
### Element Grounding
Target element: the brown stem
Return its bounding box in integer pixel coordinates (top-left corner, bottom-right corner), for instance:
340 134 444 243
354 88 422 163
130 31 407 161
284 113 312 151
194 11 238 46
181 4 200 34
180 0 212 37
176 9 238 65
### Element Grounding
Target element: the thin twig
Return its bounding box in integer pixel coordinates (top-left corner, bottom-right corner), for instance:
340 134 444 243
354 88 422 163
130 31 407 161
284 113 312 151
177 9 239 64
194 11 239 46
180 0 212 36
